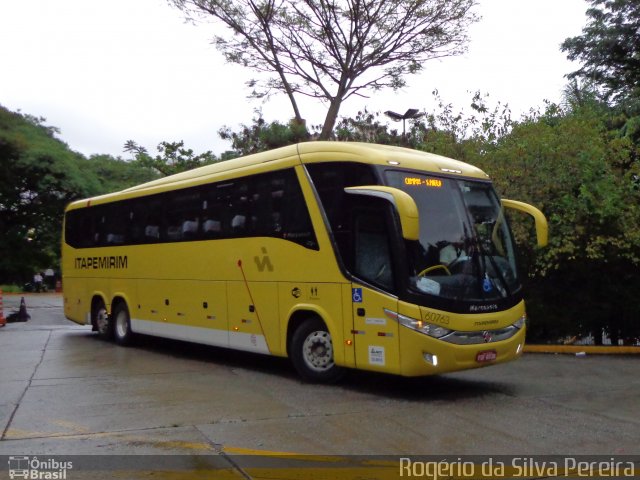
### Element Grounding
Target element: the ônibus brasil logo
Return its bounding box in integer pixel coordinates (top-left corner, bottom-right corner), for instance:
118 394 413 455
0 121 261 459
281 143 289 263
8 456 73 479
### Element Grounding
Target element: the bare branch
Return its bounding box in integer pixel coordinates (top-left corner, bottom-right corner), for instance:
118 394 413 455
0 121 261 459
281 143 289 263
169 0 479 137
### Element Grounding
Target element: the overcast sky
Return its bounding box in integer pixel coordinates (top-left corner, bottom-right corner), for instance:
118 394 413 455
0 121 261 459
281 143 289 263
0 0 588 159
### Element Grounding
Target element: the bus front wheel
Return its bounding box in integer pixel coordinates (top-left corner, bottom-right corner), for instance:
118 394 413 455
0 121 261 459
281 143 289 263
112 302 133 346
291 318 344 383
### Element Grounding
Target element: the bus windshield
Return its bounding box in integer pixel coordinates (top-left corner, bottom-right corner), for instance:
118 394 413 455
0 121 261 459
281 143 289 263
385 171 520 302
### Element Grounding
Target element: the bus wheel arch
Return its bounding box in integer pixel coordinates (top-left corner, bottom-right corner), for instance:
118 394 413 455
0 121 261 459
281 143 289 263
111 297 133 346
288 312 344 383
91 295 111 339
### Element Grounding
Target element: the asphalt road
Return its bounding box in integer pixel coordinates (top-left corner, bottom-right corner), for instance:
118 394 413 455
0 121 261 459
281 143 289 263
0 293 638 478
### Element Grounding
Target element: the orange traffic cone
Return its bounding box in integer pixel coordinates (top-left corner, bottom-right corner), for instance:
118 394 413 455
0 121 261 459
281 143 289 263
0 289 6 327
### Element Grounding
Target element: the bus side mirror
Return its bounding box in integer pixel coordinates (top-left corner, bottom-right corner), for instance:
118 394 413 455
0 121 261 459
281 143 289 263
345 186 419 241
501 198 549 247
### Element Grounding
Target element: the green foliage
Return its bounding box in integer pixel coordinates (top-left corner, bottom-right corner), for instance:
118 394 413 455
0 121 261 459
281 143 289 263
562 1 640 150
0 284 25 293
124 140 222 176
0 106 101 282
333 109 403 145
86 154 159 193
562 0 640 105
0 106 165 283
218 112 310 156
465 102 639 344
333 108 411 146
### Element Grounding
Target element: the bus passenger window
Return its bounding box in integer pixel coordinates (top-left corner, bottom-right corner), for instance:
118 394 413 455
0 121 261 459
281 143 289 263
164 189 202 242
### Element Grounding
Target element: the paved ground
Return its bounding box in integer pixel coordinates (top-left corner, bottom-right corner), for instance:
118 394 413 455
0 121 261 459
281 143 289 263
0 294 638 479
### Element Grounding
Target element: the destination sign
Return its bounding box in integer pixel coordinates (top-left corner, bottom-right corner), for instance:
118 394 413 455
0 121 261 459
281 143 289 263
403 176 443 188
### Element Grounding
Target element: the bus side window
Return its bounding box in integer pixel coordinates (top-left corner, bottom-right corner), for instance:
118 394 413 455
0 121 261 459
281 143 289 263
164 189 202 242
279 169 317 249
306 162 379 260
204 182 234 238
353 206 395 292
65 209 91 248
128 197 162 244
105 204 127 245
94 210 108 245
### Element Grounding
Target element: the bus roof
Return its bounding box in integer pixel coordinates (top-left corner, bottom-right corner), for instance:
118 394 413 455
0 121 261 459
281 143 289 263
66 142 489 210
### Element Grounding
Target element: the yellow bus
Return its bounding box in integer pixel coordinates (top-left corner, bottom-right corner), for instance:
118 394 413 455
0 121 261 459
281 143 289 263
62 142 547 382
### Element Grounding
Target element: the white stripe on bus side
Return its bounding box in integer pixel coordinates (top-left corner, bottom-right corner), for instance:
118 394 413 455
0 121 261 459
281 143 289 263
130 318 270 355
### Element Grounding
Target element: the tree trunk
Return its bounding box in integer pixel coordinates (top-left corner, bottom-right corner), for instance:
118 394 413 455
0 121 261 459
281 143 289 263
283 81 303 124
319 98 343 140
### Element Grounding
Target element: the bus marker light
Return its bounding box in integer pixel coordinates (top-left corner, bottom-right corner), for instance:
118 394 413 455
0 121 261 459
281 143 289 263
345 340 353 346
233 326 240 331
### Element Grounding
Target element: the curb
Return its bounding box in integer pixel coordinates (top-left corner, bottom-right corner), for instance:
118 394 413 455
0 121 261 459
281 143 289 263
524 345 640 355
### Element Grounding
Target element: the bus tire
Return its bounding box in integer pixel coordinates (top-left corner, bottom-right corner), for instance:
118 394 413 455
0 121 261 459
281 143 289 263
112 301 133 346
93 299 112 340
291 317 344 383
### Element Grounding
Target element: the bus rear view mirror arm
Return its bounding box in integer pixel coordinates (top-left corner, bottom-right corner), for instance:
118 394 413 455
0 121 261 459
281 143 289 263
345 186 420 241
501 198 549 247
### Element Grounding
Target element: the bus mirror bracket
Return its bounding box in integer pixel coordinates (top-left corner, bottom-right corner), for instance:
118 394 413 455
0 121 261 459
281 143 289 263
345 186 419 241
501 198 549 247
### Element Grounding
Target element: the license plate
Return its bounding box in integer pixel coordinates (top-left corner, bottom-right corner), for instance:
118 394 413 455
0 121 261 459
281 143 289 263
476 350 497 363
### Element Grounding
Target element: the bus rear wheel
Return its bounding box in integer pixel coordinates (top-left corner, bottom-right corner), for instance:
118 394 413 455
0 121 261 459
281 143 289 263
291 318 344 383
93 300 112 340
112 302 133 346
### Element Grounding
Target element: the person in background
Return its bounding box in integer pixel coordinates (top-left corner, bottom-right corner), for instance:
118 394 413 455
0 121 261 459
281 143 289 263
44 268 55 290
33 272 43 292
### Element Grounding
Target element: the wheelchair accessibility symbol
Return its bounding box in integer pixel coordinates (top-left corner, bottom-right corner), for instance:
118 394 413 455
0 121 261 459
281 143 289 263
352 288 363 303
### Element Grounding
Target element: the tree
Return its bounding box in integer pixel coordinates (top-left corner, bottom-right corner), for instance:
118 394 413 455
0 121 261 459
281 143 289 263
123 140 221 176
171 0 478 139
473 103 640 344
85 154 160 193
218 111 310 156
0 106 101 282
561 0 640 105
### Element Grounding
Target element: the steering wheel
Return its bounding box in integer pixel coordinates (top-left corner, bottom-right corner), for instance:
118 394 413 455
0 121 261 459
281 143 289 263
417 264 451 277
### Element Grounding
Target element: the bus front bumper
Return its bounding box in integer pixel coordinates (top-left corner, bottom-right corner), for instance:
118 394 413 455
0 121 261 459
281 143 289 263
398 324 526 377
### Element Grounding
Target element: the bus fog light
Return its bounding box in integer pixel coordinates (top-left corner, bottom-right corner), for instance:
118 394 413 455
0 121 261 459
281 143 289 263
423 353 438 366
513 314 526 329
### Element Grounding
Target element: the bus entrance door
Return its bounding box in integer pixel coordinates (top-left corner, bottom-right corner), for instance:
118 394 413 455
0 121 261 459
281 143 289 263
350 202 401 374
351 284 400 374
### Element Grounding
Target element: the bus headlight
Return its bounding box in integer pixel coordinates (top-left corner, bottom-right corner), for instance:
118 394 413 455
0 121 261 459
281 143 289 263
384 309 452 339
